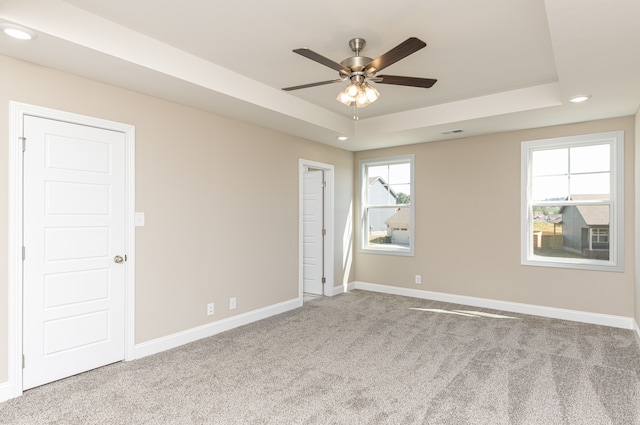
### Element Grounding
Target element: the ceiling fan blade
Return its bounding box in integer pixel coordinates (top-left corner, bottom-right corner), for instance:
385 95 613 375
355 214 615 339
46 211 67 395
364 37 427 74
376 75 437 88
293 48 351 74
282 79 345 91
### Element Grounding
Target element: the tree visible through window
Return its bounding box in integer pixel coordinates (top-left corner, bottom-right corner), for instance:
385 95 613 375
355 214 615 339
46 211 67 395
360 155 414 255
521 131 624 271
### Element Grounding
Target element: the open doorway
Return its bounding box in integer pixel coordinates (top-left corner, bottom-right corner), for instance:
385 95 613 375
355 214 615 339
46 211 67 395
299 159 334 302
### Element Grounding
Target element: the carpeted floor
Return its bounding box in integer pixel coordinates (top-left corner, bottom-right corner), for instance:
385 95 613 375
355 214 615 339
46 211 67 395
1 290 639 424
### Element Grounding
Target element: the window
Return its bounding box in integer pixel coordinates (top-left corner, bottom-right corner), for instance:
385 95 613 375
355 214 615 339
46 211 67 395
590 228 609 250
360 155 414 255
521 131 624 271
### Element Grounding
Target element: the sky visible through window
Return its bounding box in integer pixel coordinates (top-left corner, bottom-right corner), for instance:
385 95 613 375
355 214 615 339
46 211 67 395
531 144 610 201
368 163 411 199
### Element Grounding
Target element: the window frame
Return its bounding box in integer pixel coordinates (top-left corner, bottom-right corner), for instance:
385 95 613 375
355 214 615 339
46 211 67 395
521 131 624 272
359 154 415 256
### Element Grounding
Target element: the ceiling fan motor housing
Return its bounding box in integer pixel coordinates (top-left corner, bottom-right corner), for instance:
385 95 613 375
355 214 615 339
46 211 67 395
341 56 373 72
341 38 374 78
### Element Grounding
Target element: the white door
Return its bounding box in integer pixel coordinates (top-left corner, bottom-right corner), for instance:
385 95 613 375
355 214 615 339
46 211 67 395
303 169 324 295
22 115 126 390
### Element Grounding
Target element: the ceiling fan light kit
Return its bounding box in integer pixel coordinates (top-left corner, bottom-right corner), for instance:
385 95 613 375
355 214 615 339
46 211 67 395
336 80 379 108
283 37 437 120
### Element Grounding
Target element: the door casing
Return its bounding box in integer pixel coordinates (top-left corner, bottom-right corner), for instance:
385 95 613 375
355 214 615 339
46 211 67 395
7 102 136 400
298 159 334 299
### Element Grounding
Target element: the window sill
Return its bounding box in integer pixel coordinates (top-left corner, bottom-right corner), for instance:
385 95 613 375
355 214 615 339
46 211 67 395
521 256 623 272
361 245 414 257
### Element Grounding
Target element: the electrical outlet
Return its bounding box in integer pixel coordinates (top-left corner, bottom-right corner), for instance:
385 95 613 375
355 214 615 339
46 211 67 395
230 297 237 310
415 275 422 284
207 303 214 316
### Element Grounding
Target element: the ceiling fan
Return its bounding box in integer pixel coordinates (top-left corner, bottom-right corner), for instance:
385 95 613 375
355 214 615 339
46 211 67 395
282 37 437 118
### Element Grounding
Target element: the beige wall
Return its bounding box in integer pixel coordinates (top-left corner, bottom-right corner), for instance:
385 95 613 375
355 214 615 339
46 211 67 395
0 52 636 389
355 117 635 317
0 55 354 384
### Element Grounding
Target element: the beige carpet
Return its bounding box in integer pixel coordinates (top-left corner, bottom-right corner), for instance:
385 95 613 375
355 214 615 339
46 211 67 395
1 290 639 424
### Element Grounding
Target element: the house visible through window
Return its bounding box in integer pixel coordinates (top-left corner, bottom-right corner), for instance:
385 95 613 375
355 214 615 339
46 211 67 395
360 155 414 255
521 131 624 271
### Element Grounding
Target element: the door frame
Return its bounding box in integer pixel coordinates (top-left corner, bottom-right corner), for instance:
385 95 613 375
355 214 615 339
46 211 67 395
7 102 136 399
298 159 334 299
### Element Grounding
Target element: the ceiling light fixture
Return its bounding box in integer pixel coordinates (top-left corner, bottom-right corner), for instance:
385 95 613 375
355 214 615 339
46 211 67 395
336 73 380 120
0 23 37 40
283 38 436 121
336 135 349 141
336 77 380 109
569 94 591 103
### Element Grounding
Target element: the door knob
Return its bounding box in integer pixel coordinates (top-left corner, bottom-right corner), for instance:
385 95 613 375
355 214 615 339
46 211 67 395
114 255 124 264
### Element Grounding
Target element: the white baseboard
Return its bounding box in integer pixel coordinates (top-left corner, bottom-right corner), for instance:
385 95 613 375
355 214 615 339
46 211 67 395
330 282 355 296
634 320 640 342
353 281 636 330
0 381 13 403
134 298 301 359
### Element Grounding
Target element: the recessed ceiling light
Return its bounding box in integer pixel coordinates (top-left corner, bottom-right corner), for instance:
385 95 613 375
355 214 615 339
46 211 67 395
337 136 349 141
569 94 591 103
0 23 37 41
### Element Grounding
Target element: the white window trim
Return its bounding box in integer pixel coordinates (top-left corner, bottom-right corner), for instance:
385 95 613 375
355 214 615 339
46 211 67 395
359 154 415 256
521 131 624 272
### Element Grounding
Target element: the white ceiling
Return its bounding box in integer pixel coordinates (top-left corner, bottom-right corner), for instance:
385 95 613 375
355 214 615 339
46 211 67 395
0 0 639 151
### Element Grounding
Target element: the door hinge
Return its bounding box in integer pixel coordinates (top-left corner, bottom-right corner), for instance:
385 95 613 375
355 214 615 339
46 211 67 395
20 137 26 152
321 277 326 284
22 354 25 369
322 229 326 236
22 246 25 261
321 180 326 187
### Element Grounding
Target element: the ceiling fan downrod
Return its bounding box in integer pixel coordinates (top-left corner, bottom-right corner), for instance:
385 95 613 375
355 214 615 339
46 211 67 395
349 38 366 56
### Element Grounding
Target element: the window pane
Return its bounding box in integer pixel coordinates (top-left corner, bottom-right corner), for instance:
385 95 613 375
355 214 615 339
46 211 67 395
367 207 410 247
392 184 411 202
367 207 396 232
367 162 411 206
388 163 411 203
569 173 610 197
532 175 568 201
368 177 396 205
532 204 609 261
368 165 389 181
532 148 567 176
388 163 410 184
570 144 610 174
